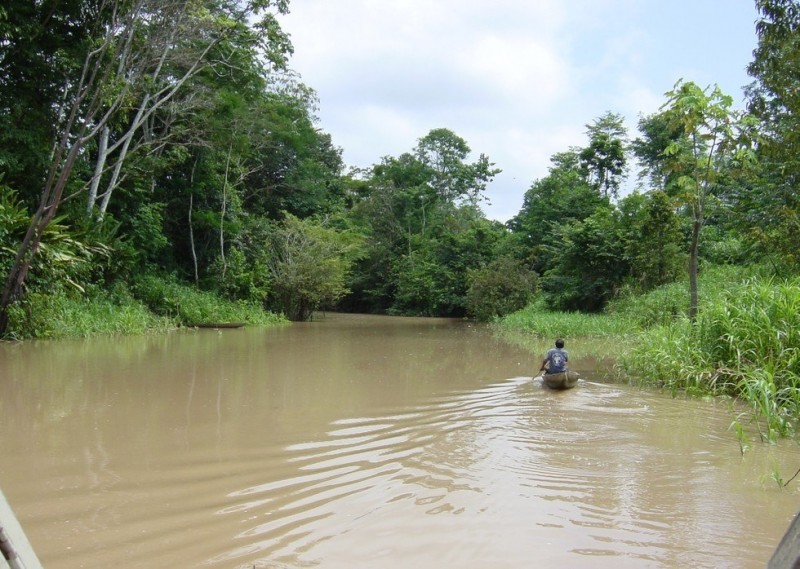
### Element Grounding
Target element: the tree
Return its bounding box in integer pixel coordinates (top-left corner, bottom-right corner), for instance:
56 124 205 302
414 128 500 205
744 0 800 271
579 111 628 199
0 0 293 335
618 191 683 291
267 215 363 321
508 150 608 274
658 80 753 320
631 112 685 192
543 206 627 312
344 129 502 316
465 256 538 321
390 208 505 316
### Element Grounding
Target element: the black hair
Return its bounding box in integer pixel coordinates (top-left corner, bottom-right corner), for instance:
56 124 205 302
555 338 565 348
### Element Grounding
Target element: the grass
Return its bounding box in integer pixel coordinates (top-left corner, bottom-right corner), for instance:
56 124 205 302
499 267 800 442
6 288 174 339
4 275 286 340
497 298 637 339
132 274 286 328
493 299 634 374
618 275 800 441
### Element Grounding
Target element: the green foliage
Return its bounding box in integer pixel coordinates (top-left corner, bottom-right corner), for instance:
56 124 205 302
498 299 636 338
0 185 117 296
414 128 501 205
631 112 684 190
392 247 448 316
343 130 504 317
132 274 283 326
618 191 684 291
127 202 170 269
619 275 800 440
267 214 364 321
741 1 800 272
465 256 538 321
5 285 173 340
507 150 608 275
656 80 755 320
700 224 749 265
209 246 270 303
0 183 29 271
605 281 689 328
541 206 627 312
606 264 762 327
578 111 628 199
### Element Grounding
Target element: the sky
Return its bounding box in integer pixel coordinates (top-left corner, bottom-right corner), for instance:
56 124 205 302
278 1 761 222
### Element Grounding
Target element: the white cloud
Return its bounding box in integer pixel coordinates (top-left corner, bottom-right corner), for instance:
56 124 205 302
280 0 759 221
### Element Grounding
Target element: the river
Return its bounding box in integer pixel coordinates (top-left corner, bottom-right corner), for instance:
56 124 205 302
0 313 797 568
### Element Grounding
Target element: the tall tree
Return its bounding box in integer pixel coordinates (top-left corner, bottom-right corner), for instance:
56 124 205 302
744 0 800 271
0 0 292 335
658 80 753 320
578 111 628 199
508 150 607 274
414 128 500 205
618 191 683 291
545 205 627 312
631 112 684 192
344 129 502 316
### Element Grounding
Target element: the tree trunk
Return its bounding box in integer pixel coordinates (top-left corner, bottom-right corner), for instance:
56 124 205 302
0 141 84 335
86 125 110 215
688 217 701 322
219 147 232 281
189 158 199 286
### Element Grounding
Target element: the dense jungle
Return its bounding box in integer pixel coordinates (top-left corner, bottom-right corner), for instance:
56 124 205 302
1 0 799 438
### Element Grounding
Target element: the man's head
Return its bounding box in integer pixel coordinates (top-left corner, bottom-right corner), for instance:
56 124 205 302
555 338 565 349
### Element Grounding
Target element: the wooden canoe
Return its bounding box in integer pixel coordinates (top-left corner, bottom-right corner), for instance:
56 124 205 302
193 322 245 329
542 370 579 390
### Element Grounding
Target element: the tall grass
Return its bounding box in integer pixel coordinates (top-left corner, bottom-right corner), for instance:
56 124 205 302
498 266 800 440
605 264 761 328
132 274 286 327
497 298 637 339
619 276 800 440
4 276 286 340
494 299 635 364
6 288 174 339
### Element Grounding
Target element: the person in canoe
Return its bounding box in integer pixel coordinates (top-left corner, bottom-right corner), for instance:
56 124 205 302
540 338 568 375
538 338 579 389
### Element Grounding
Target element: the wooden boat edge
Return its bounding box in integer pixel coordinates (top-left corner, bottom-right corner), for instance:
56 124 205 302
542 370 580 390
192 322 246 329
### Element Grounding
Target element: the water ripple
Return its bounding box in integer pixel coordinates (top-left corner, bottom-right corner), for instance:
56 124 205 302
207 377 790 568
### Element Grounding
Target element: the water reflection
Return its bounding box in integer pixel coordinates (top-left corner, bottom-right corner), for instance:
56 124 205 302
0 314 797 568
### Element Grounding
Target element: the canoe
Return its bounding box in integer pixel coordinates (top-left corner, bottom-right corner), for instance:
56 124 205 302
542 370 579 390
193 322 245 329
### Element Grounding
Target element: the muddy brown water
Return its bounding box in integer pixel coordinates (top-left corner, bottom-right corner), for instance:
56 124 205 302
0 313 798 568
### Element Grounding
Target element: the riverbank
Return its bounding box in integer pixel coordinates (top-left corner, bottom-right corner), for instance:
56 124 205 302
496 267 800 442
5 265 799 443
2 276 286 341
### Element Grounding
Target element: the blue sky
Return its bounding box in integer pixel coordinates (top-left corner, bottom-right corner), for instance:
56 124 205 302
279 1 760 222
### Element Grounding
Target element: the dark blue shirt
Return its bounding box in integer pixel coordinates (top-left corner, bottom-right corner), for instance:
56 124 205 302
545 347 568 373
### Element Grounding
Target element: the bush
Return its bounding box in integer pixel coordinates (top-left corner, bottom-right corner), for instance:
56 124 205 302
132 274 285 326
267 215 363 321
465 256 538 321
